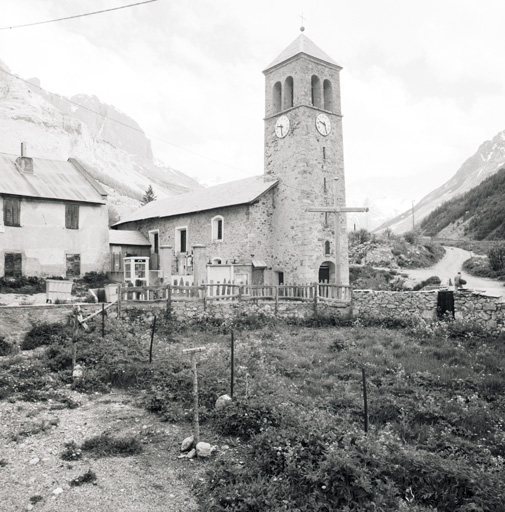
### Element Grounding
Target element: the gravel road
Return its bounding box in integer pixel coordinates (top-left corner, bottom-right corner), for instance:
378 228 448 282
405 246 505 298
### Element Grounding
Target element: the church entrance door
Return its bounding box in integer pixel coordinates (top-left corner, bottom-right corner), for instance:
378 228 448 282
318 261 335 283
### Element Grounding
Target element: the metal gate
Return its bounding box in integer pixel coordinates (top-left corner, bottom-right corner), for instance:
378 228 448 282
437 290 455 319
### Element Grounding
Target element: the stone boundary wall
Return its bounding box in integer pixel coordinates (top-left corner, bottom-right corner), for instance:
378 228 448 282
120 299 351 326
352 290 439 321
1 290 504 344
0 304 106 343
353 289 505 333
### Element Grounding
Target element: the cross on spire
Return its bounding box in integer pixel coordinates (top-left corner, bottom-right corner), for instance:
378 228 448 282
299 13 306 31
308 177 369 287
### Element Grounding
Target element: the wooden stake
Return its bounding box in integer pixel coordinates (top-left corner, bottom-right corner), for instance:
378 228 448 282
183 346 207 446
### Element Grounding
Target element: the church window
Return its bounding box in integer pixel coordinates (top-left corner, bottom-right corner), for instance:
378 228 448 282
323 147 326 161
176 227 187 253
311 75 322 108
323 178 327 192
323 80 333 111
324 212 329 226
283 76 293 110
324 241 331 256
273 82 282 113
211 215 224 241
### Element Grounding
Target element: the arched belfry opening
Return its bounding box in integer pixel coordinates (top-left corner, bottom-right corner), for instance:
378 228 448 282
323 80 333 111
283 76 294 110
311 75 322 108
318 261 335 283
273 81 282 113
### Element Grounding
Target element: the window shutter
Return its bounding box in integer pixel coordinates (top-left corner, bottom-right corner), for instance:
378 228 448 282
65 204 79 229
13 254 22 277
4 198 21 227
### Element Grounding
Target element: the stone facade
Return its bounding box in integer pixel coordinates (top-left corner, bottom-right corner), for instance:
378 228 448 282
118 196 276 285
264 46 348 285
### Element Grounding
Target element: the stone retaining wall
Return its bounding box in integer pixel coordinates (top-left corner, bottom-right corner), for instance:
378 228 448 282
1 290 504 344
0 304 102 343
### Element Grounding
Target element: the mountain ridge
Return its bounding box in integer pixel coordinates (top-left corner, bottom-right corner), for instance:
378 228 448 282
375 129 505 234
0 61 202 221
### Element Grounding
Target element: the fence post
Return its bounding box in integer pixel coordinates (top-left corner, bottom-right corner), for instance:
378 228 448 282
101 303 105 338
149 315 157 364
203 283 207 311
274 285 279 315
362 367 369 433
166 285 172 317
313 282 318 315
117 284 122 317
230 329 235 398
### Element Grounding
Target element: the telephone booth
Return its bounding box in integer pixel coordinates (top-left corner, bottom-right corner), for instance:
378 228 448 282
124 257 150 287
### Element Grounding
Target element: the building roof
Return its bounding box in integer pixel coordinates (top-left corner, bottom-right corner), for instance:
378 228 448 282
0 152 107 204
114 175 278 226
264 33 340 71
109 230 151 246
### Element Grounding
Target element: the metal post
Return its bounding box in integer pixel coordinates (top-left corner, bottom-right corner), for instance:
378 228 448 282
362 367 369 433
230 330 235 398
101 303 105 338
149 315 157 364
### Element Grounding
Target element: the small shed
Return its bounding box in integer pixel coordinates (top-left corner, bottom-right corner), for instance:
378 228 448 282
108 230 151 281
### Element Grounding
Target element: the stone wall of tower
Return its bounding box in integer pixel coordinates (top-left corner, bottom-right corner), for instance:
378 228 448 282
263 55 349 285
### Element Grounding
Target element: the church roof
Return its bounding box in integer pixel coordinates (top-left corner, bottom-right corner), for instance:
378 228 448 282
264 33 340 71
113 175 278 226
108 230 151 246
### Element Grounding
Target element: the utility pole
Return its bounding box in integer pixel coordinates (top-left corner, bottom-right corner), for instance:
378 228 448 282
308 177 368 287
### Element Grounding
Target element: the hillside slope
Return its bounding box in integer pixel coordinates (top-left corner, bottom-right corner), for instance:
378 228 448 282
376 130 505 234
421 168 505 240
0 61 202 220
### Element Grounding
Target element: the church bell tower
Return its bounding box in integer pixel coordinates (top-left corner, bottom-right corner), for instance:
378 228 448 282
263 30 349 285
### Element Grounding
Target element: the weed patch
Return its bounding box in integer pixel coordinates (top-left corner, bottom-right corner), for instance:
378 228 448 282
70 469 97 487
81 432 143 458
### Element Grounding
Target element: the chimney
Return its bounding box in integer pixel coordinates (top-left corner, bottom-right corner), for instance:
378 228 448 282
15 142 34 174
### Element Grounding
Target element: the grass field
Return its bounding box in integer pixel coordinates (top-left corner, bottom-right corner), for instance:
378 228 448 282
1 315 505 511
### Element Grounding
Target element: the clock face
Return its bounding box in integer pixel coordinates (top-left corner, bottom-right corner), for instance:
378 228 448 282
316 113 331 136
275 115 290 138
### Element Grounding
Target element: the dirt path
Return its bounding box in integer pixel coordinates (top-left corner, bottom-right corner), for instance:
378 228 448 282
0 391 202 512
406 246 505 298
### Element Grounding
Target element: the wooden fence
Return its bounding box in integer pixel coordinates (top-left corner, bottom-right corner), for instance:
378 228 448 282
115 280 351 307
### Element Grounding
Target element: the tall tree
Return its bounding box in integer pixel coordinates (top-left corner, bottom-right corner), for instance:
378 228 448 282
141 184 157 205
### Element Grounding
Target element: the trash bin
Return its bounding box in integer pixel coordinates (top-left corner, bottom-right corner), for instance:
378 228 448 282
45 279 73 303
104 284 118 303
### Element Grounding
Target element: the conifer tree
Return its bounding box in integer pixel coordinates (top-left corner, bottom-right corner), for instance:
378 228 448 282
141 185 157 205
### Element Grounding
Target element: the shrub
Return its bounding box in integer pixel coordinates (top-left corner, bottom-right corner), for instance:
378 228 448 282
60 441 82 461
70 469 97 487
487 244 505 271
81 432 143 457
212 398 283 440
21 322 67 351
0 336 13 356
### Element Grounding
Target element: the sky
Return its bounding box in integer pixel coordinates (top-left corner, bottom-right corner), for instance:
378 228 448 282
1 0 505 204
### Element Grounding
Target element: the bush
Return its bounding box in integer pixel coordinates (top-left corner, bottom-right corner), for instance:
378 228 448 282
0 275 46 294
0 336 13 356
487 244 505 271
60 441 82 461
70 469 97 487
21 322 67 351
81 432 143 457
212 398 283 440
